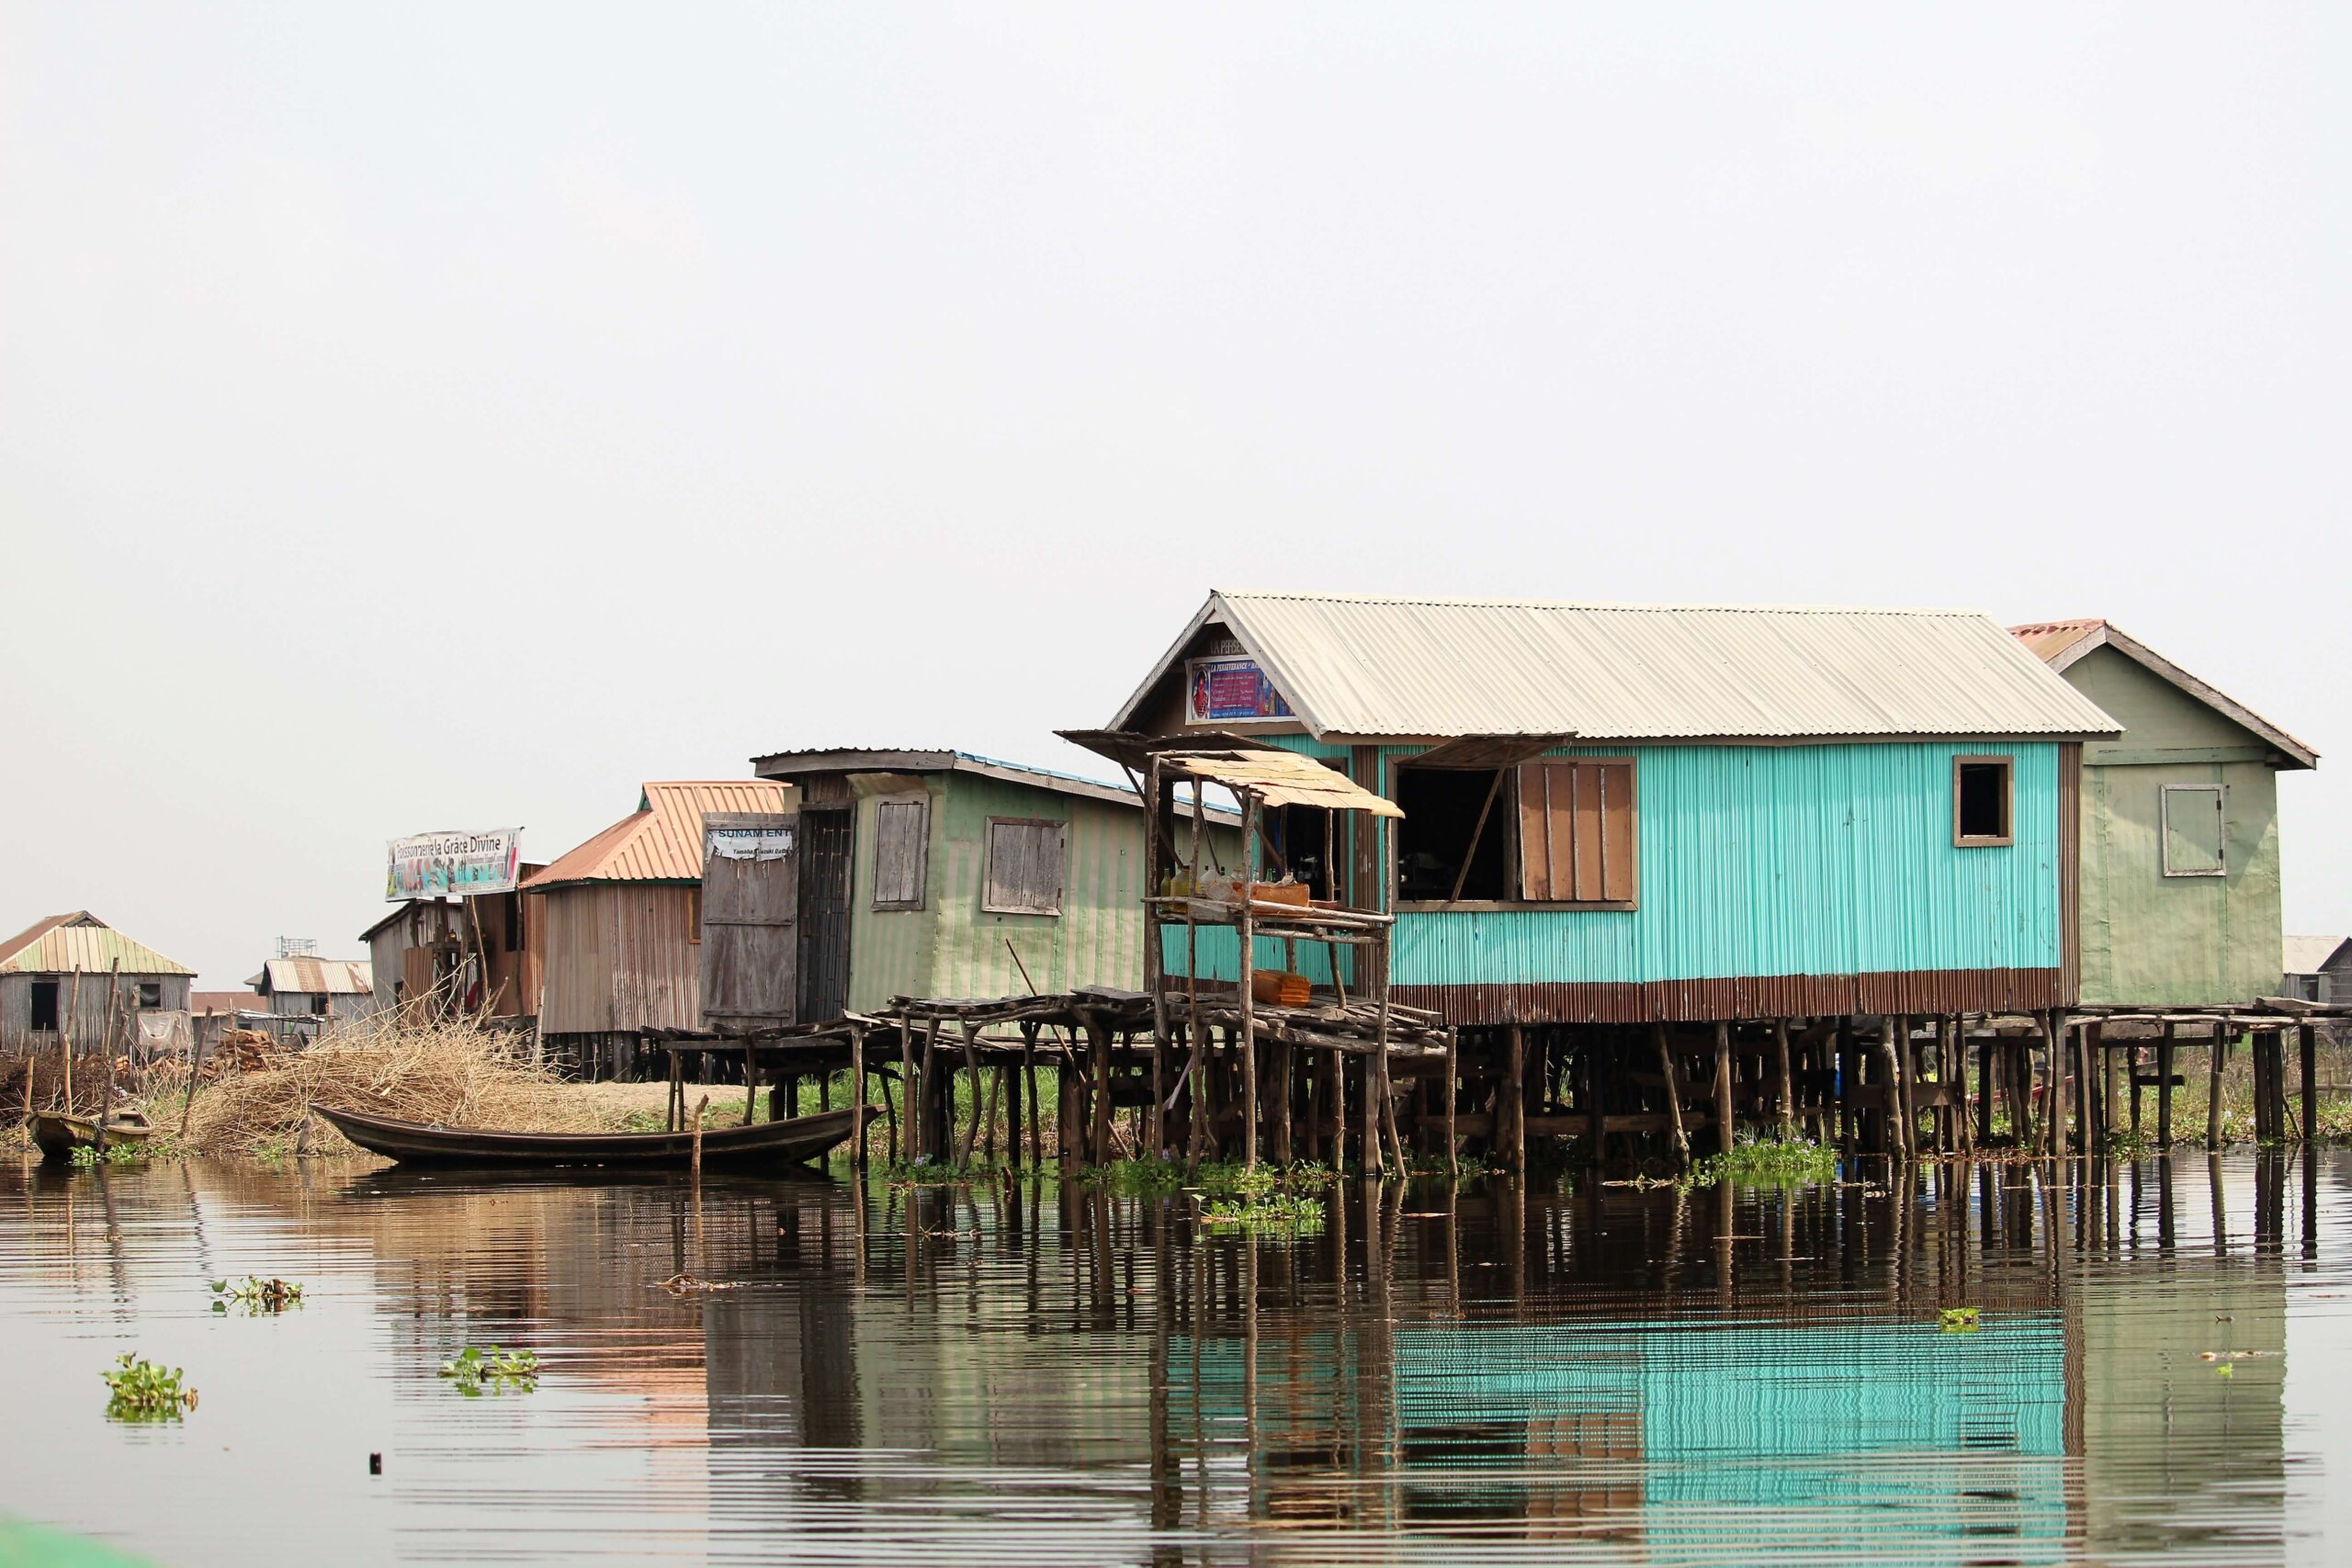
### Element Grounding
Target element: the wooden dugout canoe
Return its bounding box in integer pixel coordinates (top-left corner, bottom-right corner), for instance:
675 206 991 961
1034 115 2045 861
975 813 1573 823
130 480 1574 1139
310 1101 875 1170
31 1110 153 1165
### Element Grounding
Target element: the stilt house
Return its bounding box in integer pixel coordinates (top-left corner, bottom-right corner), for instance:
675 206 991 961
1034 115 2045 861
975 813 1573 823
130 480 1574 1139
1087 592 2122 1027
2011 619 2317 1006
746 750 1240 1017
0 912 194 1050
523 781 794 1077
361 876 547 1019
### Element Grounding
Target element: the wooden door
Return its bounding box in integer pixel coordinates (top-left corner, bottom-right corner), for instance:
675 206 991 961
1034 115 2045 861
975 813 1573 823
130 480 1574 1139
796 807 854 1024
700 812 799 1030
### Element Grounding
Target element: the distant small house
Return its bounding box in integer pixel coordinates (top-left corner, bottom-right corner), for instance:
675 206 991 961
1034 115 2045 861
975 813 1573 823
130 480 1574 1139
2283 936 2351 1007
747 750 1241 1017
246 957 378 1020
523 781 794 1077
0 911 195 1050
360 872 547 1018
2013 619 2318 1007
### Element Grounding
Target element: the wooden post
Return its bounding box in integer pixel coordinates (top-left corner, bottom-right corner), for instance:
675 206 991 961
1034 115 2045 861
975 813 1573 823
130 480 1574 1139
1653 1023 1688 1169
2205 1023 2228 1151
2157 1021 2176 1147
95 962 124 1153
1874 1020 1906 1161
1835 1020 1855 1154
1360 1049 1380 1179
1090 1015 1114 1166
177 1011 212 1142
1145 755 1167 1160
1772 1018 1795 1143
1443 1036 1459 1177
690 1095 707 1191
1955 1018 1976 1156
2301 1023 2318 1145
1712 1021 1735 1157
1501 1024 1526 1174
1238 799 1260 1171
1975 1029 1994 1148
60 969 83 1114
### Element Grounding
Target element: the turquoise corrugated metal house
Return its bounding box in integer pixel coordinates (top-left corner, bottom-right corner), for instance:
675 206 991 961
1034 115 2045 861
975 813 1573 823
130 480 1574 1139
1098 592 2123 1026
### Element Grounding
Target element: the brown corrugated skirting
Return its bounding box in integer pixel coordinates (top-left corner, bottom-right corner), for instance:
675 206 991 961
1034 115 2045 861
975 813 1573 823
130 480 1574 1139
1395 967 2066 1026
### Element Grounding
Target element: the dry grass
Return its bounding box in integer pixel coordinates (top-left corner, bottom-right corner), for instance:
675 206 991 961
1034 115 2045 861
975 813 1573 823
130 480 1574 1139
180 1013 603 1158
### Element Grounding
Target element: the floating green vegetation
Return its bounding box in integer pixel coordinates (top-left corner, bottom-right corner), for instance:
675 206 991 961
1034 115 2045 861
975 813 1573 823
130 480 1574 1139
877 1156 997 1188
1939 1306 1983 1334
438 1345 539 1395
1080 1157 1190 1196
1688 1138 1840 1188
1198 1190 1326 1235
68 1142 148 1168
102 1354 197 1420
210 1277 303 1314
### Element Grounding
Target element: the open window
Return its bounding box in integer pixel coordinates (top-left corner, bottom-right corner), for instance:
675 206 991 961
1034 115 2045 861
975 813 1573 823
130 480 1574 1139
1395 767 1512 902
1261 758 1352 901
2162 784 2225 876
138 981 162 1009
984 818 1066 916
29 980 58 1032
1953 756 2013 847
1517 759 1637 906
871 795 930 910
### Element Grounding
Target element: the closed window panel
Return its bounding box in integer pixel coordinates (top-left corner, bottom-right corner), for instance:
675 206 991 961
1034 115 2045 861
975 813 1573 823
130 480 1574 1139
984 818 1065 915
872 797 930 909
1516 761 1636 905
2162 785 2225 876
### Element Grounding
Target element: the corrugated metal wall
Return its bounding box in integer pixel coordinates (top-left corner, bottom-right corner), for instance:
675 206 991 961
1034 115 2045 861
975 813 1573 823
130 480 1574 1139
0 973 192 1050
2078 758 2282 1006
1164 736 2065 1021
922 775 1152 1000
846 787 936 1013
532 883 701 1035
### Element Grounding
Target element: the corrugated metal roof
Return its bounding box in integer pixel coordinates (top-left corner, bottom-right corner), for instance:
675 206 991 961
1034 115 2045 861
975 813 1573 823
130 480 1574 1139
257 958 373 995
0 911 196 976
748 746 1245 818
1117 592 2123 743
2284 935 2349 976
2010 617 2317 769
523 781 792 889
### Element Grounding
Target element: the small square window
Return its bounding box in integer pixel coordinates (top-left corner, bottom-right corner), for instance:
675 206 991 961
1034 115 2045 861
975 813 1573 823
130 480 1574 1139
1953 756 2013 847
2162 784 2225 876
138 982 162 1009
983 818 1065 916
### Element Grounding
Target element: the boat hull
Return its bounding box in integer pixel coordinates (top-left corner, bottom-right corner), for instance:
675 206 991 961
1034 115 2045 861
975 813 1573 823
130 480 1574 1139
30 1111 153 1165
309 1101 875 1170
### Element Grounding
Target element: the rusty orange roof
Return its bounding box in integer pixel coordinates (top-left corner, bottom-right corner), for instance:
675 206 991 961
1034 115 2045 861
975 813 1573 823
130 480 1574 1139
2007 618 2109 665
523 782 793 889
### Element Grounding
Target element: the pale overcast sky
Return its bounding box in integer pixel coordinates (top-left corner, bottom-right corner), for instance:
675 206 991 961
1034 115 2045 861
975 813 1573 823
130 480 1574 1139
3 4 2343 987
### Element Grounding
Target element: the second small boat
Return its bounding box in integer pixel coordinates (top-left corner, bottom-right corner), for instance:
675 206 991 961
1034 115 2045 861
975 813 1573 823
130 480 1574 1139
309 1101 874 1171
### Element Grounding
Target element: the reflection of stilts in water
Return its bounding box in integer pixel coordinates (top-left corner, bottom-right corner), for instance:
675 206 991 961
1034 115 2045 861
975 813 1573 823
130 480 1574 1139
2210 1153 2228 1258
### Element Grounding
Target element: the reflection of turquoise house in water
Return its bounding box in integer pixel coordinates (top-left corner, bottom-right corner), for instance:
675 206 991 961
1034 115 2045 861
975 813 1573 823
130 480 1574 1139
1173 1316 2069 1563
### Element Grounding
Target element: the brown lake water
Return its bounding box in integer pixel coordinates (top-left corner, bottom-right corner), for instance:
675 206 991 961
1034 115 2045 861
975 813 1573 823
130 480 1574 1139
3 1153 2349 1566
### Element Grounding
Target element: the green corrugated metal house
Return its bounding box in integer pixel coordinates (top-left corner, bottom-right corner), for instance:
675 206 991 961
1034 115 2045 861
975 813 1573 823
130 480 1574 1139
1096 592 2125 1025
2012 620 2318 1008
746 749 1238 1018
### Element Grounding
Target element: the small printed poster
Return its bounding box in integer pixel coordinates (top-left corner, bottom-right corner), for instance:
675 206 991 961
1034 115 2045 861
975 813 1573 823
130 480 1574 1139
707 826 795 863
1187 657 1293 724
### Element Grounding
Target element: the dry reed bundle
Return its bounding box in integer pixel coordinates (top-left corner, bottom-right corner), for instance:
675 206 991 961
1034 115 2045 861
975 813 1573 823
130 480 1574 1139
182 1012 594 1157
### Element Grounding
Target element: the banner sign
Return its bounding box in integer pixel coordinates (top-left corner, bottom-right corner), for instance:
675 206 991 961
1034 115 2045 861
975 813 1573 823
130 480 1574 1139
1187 656 1294 724
707 824 795 863
387 829 523 900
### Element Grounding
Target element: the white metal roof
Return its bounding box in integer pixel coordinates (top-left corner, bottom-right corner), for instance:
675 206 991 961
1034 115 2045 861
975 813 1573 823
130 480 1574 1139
2284 935 2350 976
1116 592 2123 744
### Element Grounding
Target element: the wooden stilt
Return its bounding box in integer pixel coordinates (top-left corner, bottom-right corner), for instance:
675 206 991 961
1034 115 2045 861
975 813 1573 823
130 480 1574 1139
2301 1023 2318 1145
1502 1024 1526 1174
2206 1024 2228 1151
2157 1021 2176 1147
1875 1021 1907 1160
1654 1023 1689 1170
1713 1021 1735 1157
1773 1018 1795 1142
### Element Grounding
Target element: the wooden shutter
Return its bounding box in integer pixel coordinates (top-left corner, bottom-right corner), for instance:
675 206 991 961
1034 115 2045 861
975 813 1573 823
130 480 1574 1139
984 818 1066 915
872 797 930 909
1516 760 1637 905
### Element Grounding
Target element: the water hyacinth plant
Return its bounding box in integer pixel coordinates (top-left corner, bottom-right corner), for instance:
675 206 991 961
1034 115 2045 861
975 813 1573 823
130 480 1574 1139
210 1277 304 1314
1939 1306 1983 1334
102 1354 197 1420
438 1345 540 1395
